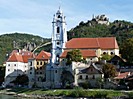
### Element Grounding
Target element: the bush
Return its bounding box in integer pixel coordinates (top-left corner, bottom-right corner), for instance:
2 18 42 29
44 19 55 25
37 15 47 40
126 92 133 98
78 82 90 89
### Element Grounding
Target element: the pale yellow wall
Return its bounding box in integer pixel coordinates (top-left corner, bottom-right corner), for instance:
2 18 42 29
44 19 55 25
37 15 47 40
101 49 119 56
96 49 101 57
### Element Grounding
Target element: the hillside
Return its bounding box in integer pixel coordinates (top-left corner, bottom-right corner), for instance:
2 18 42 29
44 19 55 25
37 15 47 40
0 33 51 65
1 15 133 65
68 15 133 46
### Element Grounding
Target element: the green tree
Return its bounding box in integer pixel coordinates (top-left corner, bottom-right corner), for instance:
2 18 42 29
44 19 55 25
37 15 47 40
101 54 114 61
61 70 74 88
66 49 83 65
121 38 133 64
102 63 116 78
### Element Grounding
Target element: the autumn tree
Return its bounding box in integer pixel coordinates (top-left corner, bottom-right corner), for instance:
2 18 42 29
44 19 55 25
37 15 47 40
66 49 83 65
102 63 117 78
121 38 133 64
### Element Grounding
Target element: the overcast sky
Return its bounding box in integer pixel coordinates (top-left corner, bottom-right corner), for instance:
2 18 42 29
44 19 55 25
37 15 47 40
0 0 132 38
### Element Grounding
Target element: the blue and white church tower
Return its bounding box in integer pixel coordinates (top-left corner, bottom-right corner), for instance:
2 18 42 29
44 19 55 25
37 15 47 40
46 8 67 88
51 8 67 65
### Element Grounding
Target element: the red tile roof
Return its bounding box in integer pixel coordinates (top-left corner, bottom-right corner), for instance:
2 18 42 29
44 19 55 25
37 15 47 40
7 53 23 62
66 37 119 49
22 55 33 63
60 50 96 58
7 50 51 63
7 51 33 63
36 50 51 60
114 72 130 79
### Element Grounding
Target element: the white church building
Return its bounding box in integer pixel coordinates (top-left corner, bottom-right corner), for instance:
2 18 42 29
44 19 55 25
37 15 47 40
44 8 119 88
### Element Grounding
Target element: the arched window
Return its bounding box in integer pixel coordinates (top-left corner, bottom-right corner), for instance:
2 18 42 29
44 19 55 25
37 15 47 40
40 61 42 65
37 61 39 65
57 27 60 33
58 15 60 18
103 52 106 55
110 52 114 55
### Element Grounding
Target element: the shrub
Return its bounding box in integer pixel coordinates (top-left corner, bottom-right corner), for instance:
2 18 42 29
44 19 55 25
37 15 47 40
78 82 90 89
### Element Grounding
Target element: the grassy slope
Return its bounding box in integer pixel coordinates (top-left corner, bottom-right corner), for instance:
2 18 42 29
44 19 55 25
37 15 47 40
1 88 133 98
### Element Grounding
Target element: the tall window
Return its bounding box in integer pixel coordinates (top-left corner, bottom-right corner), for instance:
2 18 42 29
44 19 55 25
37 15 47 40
79 75 82 79
57 27 60 33
86 75 88 79
37 61 39 65
92 75 95 79
40 61 42 65
56 55 60 62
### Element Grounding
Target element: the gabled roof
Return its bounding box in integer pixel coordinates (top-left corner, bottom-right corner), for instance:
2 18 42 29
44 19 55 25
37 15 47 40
80 63 103 74
36 50 51 60
66 37 119 49
109 55 125 63
7 53 23 62
22 55 33 63
60 50 96 58
7 50 33 63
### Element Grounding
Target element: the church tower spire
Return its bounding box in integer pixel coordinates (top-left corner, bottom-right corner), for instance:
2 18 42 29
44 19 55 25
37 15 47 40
51 8 67 66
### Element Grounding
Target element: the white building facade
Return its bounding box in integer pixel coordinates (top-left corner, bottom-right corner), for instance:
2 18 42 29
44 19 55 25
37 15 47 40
4 51 32 87
45 8 68 88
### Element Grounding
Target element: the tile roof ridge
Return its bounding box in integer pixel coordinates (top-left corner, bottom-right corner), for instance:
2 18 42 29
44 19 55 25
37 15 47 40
96 38 100 47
